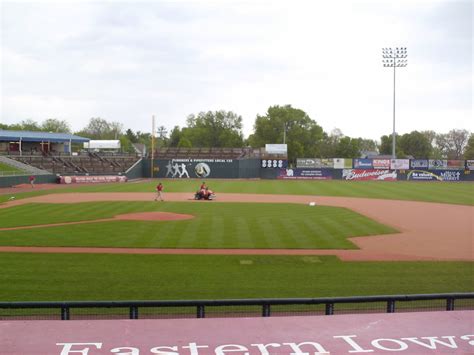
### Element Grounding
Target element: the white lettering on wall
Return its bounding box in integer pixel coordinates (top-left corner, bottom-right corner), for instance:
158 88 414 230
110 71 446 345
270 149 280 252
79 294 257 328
401 336 458 350
371 339 408 352
333 335 374 353
56 343 102 355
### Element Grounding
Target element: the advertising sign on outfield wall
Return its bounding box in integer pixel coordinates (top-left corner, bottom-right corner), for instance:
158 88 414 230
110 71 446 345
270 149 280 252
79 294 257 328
372 159 390 169
405 170 462 181
466 160 474 170
333 158 352 169
265 144 287 154
410 159 429 169
390 159 410 170
446 160 465 170
261 159 287 169
278 168 333 180
320 159 334 168
342 169 397 181
296 158 319 168
353 159 373 169
59 175 127 184
429 159 447 169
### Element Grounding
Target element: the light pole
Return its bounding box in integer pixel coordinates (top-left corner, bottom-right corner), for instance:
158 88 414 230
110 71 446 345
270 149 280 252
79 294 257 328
382 47 407 159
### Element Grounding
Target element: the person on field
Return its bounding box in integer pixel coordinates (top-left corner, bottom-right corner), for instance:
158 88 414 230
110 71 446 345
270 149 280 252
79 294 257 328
29 175 36 188
155 182 164 201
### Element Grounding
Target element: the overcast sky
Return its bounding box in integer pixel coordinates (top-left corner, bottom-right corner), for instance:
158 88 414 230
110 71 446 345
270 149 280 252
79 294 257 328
1 0 472 141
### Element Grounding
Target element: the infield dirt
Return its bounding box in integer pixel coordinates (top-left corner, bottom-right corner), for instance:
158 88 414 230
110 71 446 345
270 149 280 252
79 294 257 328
0 192 472 261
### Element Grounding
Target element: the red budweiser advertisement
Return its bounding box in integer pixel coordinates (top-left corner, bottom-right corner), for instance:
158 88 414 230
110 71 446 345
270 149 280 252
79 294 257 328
59 175 128 184
343 169 397 181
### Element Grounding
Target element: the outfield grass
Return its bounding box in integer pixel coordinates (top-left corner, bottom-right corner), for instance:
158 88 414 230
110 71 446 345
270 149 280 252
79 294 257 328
0 202 396 249
1 179 473 205
0 253 471 301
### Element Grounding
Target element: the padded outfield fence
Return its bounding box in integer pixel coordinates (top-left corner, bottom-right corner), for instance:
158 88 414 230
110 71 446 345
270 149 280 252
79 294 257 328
0 293 472 321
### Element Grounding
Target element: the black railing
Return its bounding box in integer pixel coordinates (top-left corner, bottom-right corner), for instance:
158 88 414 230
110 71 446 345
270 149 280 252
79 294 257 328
0 293 472 321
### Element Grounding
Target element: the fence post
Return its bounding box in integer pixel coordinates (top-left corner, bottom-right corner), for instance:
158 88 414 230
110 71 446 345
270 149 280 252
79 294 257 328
446 298 455 311
129 306 138 319
197 305 205 318
262 304 271 317
61 306 70 320
387 300 395 313
325 303 334 315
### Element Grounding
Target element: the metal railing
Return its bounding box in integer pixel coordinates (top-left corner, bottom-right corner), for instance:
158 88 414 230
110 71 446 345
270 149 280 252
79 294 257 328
0 293 472 321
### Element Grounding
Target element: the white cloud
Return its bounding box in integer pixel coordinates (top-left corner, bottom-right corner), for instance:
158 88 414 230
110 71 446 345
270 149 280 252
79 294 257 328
1 0 472 140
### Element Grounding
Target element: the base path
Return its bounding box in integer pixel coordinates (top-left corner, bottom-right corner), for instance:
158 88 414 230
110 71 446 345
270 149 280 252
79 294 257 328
0 192 472 261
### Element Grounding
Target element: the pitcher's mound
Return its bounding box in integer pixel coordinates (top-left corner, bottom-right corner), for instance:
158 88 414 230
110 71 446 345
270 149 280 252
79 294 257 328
114 212 194 221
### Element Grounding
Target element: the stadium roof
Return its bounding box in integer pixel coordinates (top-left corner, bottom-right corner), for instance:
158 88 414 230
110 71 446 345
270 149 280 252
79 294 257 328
0 130 90 143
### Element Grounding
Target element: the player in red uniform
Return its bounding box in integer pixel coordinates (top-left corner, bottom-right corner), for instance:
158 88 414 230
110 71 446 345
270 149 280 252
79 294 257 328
155 182 164 201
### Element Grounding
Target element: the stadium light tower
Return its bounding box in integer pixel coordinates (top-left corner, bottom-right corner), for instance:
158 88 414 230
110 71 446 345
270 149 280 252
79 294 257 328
382 47 407 159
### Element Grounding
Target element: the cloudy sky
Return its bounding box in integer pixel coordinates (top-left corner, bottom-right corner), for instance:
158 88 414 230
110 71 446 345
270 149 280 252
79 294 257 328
1 0 472 141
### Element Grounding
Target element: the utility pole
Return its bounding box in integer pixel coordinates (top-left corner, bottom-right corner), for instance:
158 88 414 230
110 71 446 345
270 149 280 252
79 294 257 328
382 47 408 159
151 115 155 178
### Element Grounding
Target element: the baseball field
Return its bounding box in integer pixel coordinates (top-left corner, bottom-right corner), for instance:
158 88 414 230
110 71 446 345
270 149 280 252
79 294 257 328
0 179 472 301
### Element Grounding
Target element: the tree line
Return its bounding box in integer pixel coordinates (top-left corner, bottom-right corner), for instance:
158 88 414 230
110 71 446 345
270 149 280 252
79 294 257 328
1 105 473 161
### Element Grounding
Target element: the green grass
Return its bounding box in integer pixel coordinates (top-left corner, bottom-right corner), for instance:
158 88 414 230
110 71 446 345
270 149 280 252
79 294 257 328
0 253 471 301
0 202 396 249
0 162 23 175
1 179 473 205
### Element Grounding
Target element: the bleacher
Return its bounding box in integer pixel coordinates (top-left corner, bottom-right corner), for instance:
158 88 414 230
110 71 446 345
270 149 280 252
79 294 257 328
154 147 266 160
11 153 140 175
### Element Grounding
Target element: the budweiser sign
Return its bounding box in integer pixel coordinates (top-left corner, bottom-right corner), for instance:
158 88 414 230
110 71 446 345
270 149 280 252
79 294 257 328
343 169 397 181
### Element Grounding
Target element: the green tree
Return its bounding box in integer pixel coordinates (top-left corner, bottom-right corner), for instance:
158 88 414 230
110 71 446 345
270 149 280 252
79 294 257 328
168 126 182 147
462 134 474 159
178 137 192 148
248 105 324 162
379 134 406 157
75 118 123 140
335 137 362 158
435 129 470 159
125 129 138 143
184 110 244 147
398 131 432 158
41 119 71 133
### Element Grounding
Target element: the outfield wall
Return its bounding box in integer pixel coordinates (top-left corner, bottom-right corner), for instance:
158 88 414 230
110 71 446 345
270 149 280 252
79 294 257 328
139 158 474 182
0 174 57 188
144 159 261 179
277 168 474 181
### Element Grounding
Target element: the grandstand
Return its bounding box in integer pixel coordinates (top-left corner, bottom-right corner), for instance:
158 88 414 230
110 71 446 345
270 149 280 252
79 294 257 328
11 153 139 175
0 130 140 175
